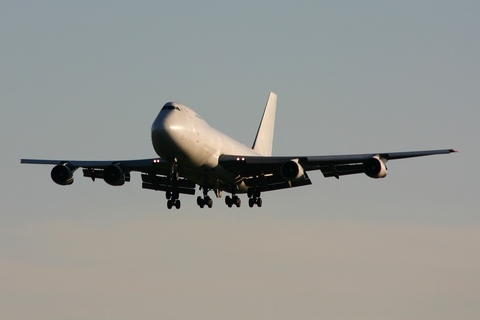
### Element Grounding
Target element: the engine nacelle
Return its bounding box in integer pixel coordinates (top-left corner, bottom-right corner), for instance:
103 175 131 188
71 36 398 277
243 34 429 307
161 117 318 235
281 159 305 181
51 164 74 185
103 165 126 186
364 157 387 178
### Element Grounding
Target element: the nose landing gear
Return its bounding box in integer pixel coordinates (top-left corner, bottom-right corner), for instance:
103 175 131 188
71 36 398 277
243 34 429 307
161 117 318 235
166 164 181 210
167 198 181 209
166 190 181 209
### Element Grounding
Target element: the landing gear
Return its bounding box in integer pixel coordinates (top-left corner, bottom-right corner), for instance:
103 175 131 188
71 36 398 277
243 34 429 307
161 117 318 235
166 189 181 210
167 198 181 209
248 197 262 207
197 187 213 208
166 162 181 210
197 195 213 208
225 195 241 208
247 188 262 207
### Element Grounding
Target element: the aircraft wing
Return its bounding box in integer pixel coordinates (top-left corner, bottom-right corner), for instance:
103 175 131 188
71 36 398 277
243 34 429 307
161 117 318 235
218 149 456 190
20 157 197 195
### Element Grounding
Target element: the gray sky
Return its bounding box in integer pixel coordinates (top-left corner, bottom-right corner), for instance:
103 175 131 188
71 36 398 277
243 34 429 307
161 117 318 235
1 1 479 319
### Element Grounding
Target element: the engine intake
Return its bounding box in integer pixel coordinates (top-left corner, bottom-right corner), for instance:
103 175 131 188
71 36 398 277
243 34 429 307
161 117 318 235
364 157 387 178
281 159 305 181
51 164 74 185
103 165 126 186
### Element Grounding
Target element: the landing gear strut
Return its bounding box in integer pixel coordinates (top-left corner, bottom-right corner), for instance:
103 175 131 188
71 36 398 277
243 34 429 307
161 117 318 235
166 162 181 210
247 188 262 207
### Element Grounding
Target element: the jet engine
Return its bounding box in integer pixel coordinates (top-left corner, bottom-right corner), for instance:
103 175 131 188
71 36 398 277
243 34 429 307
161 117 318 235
364 157 387 178
103 165 126 186
281 159 305 181
51 164 75 185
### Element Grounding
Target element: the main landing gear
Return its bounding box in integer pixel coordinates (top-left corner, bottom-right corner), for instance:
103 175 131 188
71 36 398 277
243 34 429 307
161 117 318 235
224 189 261 208
197 187 213 208
225 195 241 208
248 188 262 208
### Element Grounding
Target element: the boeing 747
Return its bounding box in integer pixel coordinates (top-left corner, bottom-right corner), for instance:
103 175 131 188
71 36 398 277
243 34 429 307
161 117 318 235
21 92 456 209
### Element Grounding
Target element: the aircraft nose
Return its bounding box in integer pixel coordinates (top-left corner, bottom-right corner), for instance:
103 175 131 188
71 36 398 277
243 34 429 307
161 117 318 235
151 111 183 157
151 117 171 142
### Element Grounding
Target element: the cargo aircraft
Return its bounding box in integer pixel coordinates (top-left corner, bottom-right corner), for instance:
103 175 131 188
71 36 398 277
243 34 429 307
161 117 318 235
21 92 456 209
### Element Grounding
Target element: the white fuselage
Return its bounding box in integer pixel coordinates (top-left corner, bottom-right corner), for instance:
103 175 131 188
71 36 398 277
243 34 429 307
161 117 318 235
151 102 260 192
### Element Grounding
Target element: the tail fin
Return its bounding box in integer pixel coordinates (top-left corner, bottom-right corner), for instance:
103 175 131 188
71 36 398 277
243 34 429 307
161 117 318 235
252 92 277 156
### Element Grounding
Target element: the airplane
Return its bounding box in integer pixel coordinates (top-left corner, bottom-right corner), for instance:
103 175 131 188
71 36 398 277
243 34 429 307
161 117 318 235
21 92 456 209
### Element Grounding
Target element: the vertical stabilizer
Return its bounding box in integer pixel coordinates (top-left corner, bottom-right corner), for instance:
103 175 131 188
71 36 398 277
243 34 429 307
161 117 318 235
252 92 277 156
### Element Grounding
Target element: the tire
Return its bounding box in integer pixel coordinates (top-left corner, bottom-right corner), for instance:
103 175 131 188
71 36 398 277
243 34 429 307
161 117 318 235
235 197 241 208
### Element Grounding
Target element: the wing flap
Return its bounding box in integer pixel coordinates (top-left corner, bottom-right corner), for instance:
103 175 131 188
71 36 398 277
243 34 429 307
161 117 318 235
319 164 365 178
141 174 196 195
242 172 312 192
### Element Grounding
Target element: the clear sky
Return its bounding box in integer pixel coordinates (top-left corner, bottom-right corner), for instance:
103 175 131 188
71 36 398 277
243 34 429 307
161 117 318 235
1 1 479 319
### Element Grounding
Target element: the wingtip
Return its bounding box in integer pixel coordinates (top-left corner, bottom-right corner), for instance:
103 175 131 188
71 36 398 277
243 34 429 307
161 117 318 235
451 149 458 153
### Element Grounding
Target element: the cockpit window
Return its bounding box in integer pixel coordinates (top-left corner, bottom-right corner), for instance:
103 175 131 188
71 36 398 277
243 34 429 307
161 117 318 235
161 105 181 111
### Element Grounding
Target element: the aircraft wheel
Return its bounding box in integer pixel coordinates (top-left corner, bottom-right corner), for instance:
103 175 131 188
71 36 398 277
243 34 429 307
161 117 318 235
175 199 181 209
248 198 255 208
166 191 171 199
204 196 213 208
257 198 262 207
234 196 241 208
167 199 173 209
225 195 232 207
197 196 203 206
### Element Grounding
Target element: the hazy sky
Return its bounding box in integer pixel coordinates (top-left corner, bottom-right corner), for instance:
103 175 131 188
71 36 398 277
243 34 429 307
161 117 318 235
1 1 479 319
